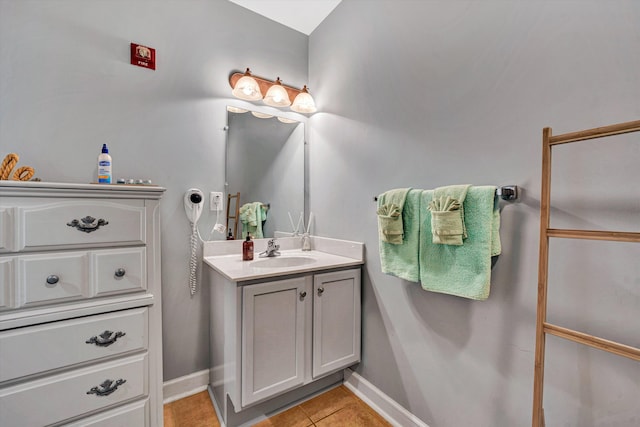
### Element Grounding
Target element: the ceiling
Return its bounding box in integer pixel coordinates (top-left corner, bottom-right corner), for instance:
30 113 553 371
228 0 342 35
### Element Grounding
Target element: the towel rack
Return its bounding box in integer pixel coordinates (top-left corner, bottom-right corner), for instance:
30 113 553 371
373 185 518 202
531 119 640 427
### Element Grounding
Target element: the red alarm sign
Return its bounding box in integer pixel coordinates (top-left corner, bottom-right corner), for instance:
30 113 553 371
131 43 156 70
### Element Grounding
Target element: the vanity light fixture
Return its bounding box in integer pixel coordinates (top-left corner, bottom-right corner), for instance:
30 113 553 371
226 106 248 113
263 77 291 107
231 68 262 101
277 117 297 124
229 68 317 114
290 85 317 113
251 111 274 119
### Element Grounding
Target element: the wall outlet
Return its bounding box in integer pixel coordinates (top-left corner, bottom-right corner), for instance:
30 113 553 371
210 191 224 211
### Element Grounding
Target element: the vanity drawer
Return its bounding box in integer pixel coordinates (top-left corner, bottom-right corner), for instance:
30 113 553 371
17 199 145 251
0 353 148 427
0 307 148 383
94 247 146 296
18 251 89 307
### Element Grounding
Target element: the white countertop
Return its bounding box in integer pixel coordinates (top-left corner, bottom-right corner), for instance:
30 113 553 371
203 236 364 282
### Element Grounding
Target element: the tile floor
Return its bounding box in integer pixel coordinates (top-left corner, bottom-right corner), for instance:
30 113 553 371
164 385 392 427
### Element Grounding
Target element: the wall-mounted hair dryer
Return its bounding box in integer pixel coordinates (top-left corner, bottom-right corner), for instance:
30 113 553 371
184 188 204 225
184 188 204 296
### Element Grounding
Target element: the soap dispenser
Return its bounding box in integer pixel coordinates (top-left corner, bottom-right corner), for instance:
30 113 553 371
242 234 254 261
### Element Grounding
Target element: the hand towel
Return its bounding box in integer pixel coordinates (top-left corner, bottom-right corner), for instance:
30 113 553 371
377 188 411 244
378 189 421 282
419 186 501 300
240 202 268 239
432 184 471 245
428 196 464 245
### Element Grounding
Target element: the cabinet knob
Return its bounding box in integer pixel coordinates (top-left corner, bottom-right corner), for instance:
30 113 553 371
114 268 126 278
317 287 325 296
299 291 307 300
46 275 59 285
86 379 126 397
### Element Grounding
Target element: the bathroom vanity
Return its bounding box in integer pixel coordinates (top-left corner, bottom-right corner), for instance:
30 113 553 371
204 236 364 427
0 181 164 427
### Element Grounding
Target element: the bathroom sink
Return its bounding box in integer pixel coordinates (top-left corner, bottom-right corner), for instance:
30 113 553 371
251 256 316 268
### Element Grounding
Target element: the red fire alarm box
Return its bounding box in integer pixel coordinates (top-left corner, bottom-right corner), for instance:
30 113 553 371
131 43 156 70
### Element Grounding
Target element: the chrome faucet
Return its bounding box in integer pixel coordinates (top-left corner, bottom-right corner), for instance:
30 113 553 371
259 238 281 258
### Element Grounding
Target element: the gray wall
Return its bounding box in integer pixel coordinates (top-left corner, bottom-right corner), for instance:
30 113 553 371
3 0 639 425
0 0 308 381
309 1 639 426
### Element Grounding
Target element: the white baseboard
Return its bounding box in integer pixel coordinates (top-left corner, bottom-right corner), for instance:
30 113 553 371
343 368 429 427
163 369 210 404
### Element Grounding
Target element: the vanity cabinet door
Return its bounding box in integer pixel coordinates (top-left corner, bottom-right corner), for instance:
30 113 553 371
312 269 361 379
241 276 311 407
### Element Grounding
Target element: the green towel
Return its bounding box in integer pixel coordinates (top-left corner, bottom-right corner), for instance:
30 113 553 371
378 189 421 282
428 196 464 245
377 188 411 244
432 184 471 244
240 202 268 239
419 186 501 300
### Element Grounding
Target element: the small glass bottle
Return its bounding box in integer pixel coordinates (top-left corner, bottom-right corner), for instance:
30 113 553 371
242 234 254 261
226 229 234 240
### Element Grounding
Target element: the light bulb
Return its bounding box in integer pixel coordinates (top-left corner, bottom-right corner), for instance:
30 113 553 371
291 86 317 113
263 78 291 107
231 68 262 101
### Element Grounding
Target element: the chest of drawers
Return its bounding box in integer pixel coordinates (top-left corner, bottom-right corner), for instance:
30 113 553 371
0 181 164 427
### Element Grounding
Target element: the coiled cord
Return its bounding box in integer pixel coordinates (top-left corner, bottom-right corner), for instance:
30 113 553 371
189 220 199 296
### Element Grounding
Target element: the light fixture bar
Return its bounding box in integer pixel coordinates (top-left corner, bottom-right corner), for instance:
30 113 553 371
229 70 316 113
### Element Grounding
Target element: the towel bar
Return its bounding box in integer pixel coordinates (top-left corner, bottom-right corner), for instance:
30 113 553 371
373 185 519 202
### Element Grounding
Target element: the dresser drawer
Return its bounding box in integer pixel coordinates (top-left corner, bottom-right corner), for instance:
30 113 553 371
94 247 146 296
17 199 145 251
65 399 149 427
18 251 89 307
0 353 147 427
0 258 13 310
0 207 12 252
0 307 148 383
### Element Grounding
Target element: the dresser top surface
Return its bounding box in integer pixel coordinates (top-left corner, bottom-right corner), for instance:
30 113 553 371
0 181 166 198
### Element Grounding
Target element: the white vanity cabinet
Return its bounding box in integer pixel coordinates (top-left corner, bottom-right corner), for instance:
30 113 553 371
0 181 164 427
207 255 361 427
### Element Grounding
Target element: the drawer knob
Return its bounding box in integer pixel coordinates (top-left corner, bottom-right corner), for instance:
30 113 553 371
299 291 307 300
317 287 325 296
114 268 126 278
87 378 127 397
46 275 59 285
67 216 109 233
86 330 126 347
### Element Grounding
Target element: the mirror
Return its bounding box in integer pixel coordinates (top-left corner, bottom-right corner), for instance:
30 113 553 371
225 107 306 239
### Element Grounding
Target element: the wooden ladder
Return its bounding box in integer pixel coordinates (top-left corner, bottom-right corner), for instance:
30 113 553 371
532 119 640 427
226 192 240 239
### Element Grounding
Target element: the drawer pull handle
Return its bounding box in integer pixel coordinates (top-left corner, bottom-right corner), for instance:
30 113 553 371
67 216 109 233
317 287 325 296
87 379 126 397
299 291 307 300
86 330 126 347
46 275 59 285
114 268 126 278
